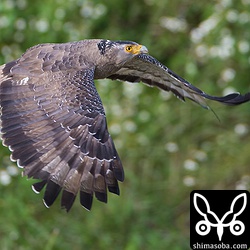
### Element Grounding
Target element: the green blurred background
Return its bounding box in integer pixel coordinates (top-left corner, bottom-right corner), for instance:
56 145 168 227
0 0 250 249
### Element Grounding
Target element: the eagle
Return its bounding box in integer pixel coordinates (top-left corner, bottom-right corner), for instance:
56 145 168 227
0 39 249 211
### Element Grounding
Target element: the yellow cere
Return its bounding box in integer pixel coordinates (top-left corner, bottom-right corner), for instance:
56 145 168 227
125 44 148 54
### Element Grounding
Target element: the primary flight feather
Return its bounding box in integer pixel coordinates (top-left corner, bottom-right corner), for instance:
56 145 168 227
0 39 249 211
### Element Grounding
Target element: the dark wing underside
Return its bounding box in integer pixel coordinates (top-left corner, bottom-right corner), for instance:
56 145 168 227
0 59 124 212
108 54 250 108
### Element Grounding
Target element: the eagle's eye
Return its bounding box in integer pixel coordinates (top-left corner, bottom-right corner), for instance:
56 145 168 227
125 45 133 52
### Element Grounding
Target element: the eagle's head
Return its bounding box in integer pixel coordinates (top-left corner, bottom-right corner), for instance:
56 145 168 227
97 39 148 67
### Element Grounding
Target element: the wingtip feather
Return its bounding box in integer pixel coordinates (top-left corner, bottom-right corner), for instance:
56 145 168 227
32 180 47 193
203 92 250 105
43 181 62 207
61 190 76 212
80 192 93 211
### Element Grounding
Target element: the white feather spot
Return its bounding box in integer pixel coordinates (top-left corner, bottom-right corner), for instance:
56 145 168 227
19 76 29 85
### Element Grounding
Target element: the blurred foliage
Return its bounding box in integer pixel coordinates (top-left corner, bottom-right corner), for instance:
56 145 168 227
0 0 250 249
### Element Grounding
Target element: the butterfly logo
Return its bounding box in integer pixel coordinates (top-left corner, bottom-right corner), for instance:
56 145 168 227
193 193 247 241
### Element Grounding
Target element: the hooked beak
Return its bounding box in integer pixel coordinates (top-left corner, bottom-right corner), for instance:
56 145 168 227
133 45 149 54
138 45 148 54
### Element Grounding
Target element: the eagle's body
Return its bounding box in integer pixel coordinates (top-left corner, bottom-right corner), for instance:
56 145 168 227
0 39 249 211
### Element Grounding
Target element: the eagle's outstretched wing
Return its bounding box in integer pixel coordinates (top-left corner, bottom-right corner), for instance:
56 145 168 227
108 53 250 108
0 55 124 212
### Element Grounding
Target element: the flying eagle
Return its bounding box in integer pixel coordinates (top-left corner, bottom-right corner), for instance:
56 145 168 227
0 39 249 211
